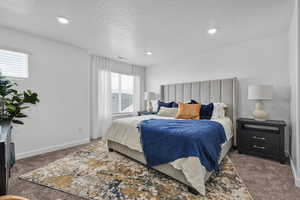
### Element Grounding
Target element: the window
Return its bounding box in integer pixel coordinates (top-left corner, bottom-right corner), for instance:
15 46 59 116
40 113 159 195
0 49 29 78
111 72 134 114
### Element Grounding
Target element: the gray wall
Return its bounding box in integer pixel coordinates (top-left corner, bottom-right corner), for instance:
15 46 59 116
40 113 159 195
146 32 290 153
0 26 91 159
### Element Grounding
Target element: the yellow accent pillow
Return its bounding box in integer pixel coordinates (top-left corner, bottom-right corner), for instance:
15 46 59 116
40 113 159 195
175 102 201 120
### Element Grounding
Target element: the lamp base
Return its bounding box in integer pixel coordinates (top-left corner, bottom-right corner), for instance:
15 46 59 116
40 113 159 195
252 101 268 121
147 101 153 112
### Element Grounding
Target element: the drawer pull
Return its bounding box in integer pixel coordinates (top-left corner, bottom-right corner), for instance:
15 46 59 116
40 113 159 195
252 136 266 141
253 145 265 150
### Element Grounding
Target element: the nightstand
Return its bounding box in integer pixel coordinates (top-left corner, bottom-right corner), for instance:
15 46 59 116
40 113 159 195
138 111 156 116
237 118 286 164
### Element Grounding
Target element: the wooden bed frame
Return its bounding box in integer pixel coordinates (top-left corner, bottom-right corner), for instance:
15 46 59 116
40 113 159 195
107 77 238 194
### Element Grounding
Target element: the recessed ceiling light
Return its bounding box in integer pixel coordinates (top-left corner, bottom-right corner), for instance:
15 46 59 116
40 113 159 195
57 16 70 24
146 51 152 55
208 28 217 35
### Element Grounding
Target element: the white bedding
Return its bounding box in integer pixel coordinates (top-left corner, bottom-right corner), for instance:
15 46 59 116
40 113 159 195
104 115 233 195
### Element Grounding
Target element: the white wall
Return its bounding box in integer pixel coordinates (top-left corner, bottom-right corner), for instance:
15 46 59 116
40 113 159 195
289 0 300 186
0 26 90 159
146 32 290 152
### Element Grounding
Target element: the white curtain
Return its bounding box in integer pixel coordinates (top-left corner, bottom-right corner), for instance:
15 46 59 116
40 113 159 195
132 65 145 113
91 55 112 139
132 65 141 113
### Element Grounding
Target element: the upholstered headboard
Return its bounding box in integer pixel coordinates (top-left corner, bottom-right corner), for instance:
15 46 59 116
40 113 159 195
160 77 238 145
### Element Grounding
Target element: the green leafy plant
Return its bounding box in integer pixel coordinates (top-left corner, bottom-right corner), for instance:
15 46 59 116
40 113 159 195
0 76 39 125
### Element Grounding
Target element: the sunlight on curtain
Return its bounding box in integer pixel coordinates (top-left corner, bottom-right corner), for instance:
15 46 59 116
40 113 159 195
91 57 145 139
132 65 141 113
91 55 112 139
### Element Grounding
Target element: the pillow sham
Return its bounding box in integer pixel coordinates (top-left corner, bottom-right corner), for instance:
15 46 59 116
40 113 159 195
157 107 178 118
189 100 214 119
175 102 201 120
211 103 227 119
157 100 178 112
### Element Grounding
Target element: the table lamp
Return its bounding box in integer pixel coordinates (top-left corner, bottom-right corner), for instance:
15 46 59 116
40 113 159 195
144 92 156 112
248 85 273 121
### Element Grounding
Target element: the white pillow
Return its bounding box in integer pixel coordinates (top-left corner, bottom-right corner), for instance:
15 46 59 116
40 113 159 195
211 103 227 119
157 107 178 118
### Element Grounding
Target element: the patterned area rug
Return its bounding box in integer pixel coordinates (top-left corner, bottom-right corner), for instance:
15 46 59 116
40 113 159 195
20 141 253 200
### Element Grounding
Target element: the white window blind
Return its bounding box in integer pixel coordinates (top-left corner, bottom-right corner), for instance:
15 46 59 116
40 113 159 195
0 49 29 78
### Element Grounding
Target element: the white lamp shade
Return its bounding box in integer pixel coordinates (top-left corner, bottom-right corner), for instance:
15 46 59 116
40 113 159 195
248 85 273 100
144 92 156 100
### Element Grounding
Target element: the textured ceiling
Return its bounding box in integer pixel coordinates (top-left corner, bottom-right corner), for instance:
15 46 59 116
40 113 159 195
0 0 294 66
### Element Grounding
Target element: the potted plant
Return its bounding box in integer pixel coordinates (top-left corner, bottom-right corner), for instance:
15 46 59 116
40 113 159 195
0 76 39 125
0 76 39 195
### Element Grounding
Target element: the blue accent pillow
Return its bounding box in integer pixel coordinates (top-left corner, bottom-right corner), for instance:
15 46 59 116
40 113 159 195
172 102 178 108
189 100 214 120
157 100 178 113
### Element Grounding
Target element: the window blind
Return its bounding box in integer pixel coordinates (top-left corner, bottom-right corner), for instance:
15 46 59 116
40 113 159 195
0 49 29 78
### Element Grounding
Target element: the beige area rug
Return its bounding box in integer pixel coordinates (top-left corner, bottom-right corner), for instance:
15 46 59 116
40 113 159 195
20 141 253 200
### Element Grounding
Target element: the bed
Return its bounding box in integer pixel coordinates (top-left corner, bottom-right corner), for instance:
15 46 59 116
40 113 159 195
105 77 238 195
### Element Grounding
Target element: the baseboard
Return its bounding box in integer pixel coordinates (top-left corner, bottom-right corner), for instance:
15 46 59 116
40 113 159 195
16 138 90 160
290 158 300 187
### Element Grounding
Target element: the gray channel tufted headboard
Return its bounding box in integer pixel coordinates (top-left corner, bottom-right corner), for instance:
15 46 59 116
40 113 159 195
160 77 238 145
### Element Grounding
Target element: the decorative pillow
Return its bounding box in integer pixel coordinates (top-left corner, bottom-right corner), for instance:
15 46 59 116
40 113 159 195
157 107 178 118
157 100 173 112
157 100 178 112
175 102 201 120
211 103 227 119
189 100 214 119
172 102 179 108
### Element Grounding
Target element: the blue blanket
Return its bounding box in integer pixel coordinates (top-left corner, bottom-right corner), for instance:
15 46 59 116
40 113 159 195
139 119 226 171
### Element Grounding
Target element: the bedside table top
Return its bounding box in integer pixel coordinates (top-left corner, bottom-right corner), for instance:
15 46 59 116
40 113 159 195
237 118 286 127
138 111 156 115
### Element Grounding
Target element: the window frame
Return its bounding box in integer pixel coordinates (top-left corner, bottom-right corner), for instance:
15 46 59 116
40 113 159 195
111 72 134 115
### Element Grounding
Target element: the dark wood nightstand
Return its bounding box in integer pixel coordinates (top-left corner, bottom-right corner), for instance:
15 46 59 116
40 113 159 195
138 111 156 116
237 118 286 164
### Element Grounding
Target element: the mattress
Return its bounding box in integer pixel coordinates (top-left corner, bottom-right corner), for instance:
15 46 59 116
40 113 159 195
104 115 233 195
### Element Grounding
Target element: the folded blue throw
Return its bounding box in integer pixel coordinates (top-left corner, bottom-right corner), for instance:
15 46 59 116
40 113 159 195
139 119 226 171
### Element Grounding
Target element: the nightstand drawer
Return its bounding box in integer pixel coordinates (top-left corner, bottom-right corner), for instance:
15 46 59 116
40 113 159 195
243 139 279 155
240 130 280 154
241 130 279 146
237 118 286 164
